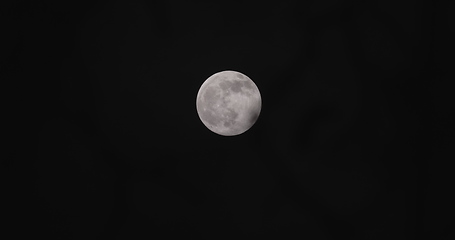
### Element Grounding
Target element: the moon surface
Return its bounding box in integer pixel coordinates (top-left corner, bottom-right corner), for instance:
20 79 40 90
196 70 262 136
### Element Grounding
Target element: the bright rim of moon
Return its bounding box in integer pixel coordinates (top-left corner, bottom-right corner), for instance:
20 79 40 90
196 70 262 136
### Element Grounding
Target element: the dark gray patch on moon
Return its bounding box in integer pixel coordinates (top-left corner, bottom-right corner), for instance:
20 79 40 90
226 108 238 120
243 80 254 90
218 81 229 91
218 80 244 93
237 73 244 79
230 80 243 93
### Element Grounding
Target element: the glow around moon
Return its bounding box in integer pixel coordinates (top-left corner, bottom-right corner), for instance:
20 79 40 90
196 70 262 136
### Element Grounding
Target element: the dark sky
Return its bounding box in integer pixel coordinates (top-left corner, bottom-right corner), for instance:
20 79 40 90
3 0 454 239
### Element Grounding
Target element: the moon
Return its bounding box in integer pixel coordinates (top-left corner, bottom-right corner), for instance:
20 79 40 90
196 70 262 136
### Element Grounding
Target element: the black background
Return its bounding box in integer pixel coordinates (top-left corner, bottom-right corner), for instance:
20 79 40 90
3 0 454 239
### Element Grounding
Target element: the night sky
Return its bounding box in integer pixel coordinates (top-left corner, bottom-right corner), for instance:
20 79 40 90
3 0 454 239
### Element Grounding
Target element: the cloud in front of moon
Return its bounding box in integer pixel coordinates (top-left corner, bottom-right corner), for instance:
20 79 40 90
196 70 261 136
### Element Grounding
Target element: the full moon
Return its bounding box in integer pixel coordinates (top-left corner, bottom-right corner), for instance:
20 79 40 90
196 70 262 136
